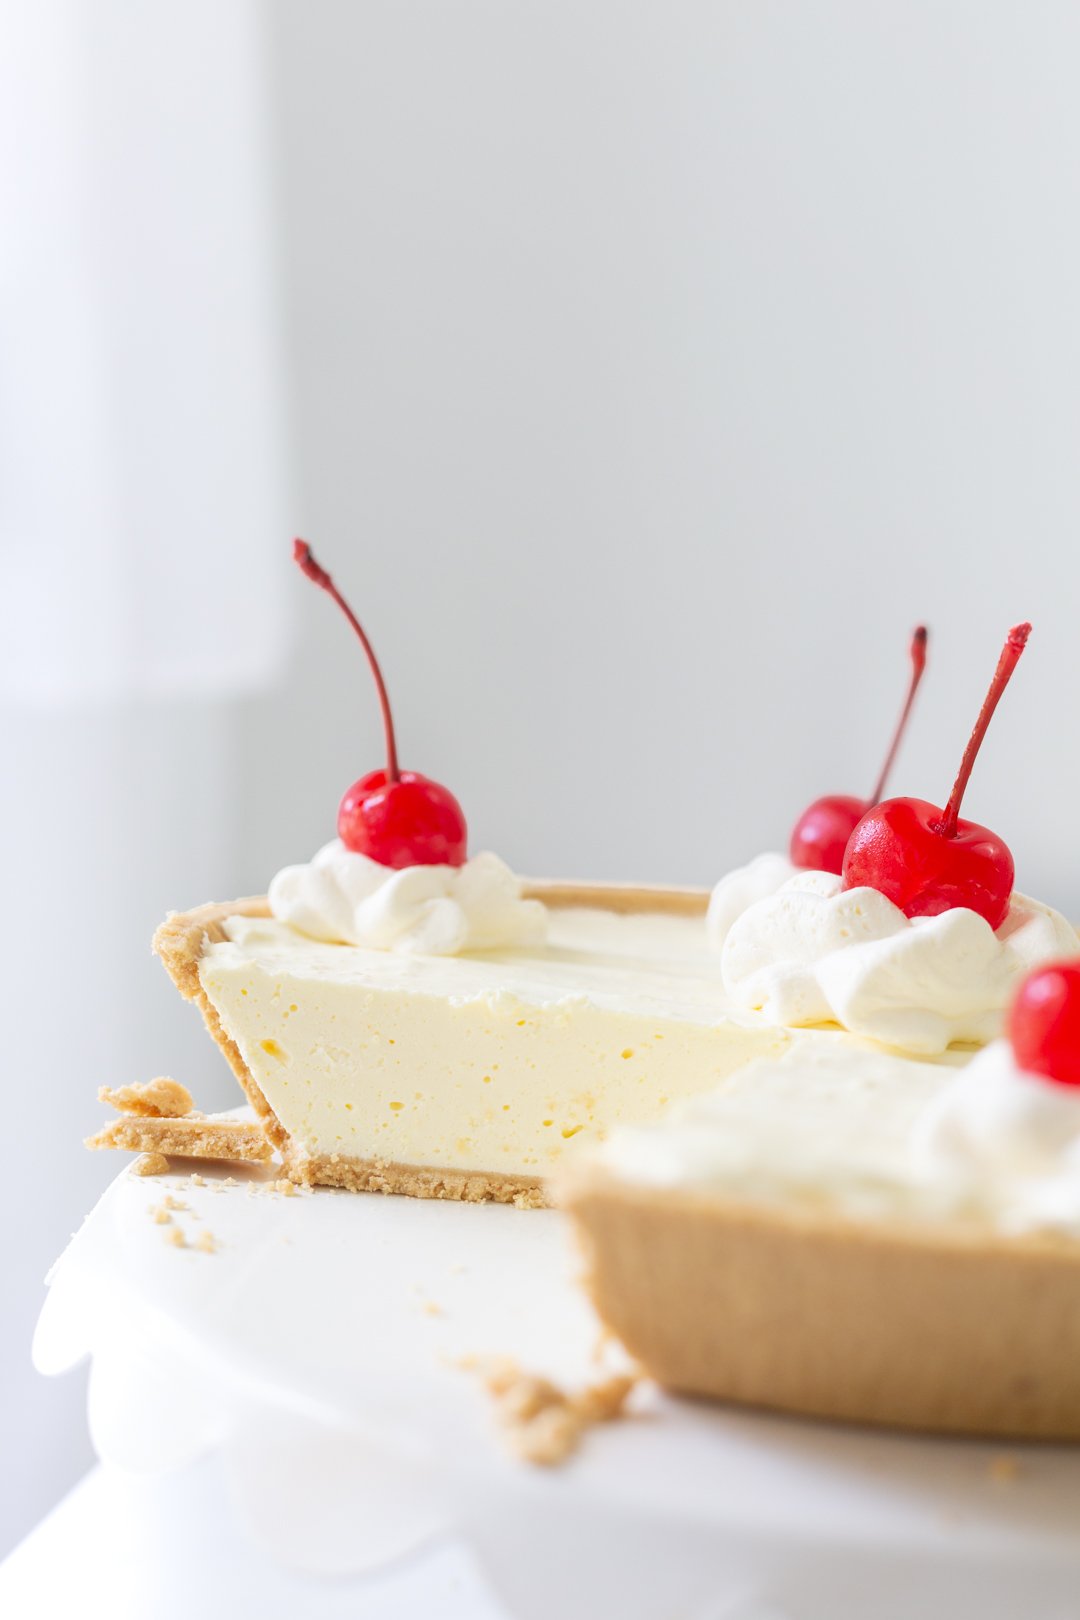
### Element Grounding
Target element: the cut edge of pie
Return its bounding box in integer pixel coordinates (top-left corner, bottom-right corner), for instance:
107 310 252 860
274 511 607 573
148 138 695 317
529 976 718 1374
154 896 287 1149
152 880 709 1204
560 1162 1080 1440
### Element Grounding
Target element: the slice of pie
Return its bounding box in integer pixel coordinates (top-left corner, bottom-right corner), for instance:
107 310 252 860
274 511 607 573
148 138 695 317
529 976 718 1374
153 881 877 1205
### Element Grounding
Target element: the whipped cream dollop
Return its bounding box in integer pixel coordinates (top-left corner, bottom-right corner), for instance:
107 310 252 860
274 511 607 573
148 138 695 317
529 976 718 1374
706 851 796 943
268 841 548 956
715 867 1079 1055
914 1040 1080 1189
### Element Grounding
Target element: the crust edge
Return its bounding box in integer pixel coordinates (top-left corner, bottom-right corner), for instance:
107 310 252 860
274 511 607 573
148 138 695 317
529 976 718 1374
153 896 289 1151
285 1148 550 1209
560 1167 1080 1439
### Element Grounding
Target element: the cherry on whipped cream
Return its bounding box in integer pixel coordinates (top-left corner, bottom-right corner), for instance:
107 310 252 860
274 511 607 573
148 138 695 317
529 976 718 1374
1007 961 1080 1088
789 626 928 874
842 623 1031 931
294 540 467 869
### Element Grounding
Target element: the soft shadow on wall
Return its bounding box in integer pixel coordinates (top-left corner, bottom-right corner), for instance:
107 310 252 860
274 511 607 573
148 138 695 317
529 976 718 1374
263 0 1080 910
0 1 290 1560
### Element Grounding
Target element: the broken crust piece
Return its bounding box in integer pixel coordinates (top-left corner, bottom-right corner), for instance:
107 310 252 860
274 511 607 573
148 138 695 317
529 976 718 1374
99 1076 194 1118
470 1357 638 1466
86 1114 273 1164
132 1152 171 1177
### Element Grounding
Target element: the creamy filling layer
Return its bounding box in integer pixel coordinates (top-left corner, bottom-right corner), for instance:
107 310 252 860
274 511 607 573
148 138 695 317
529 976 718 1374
199 906 839 1178
596 1043 1080 1236
915 1041 1080 1193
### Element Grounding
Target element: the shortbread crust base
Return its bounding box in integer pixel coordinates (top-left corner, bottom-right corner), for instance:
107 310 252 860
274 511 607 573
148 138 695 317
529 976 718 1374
562 1169 1080 1440
285 1149 548 1209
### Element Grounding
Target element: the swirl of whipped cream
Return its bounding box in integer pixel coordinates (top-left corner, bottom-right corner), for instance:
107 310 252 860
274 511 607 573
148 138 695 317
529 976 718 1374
914 1040 1080 1179
719 870 1079 1055
268 841 547 956
706 851 796 946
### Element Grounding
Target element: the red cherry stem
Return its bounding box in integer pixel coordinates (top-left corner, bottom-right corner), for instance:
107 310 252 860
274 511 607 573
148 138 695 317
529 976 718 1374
868 625 929 806
937 622 1031 839
293 539 399 782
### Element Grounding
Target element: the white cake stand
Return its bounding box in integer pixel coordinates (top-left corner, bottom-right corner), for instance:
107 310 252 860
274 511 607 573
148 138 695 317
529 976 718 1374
34 1143 1080 1620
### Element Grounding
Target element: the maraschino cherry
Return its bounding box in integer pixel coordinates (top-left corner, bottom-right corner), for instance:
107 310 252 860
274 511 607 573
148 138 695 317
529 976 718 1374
1007 961 1080 1089
294 540 468 869
789 626 928 873
842 623 1031 930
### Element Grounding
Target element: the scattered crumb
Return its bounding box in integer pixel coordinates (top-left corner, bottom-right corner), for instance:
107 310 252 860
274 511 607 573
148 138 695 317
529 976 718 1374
99 1076 194 1118
195 1230 217 1254
494 1372 563 1424
189 1173 206 1187
162 1194 187 1212
989 1454 1021 1485
131 1152 170 1178
221 1177 237 1187
421 1300 443 1318
464 1356 639 1467
507 1402 581 1465
164 1226 186 1249
238 1175 302 1199
460 1351 513 1381
572 1373 639 1425
152 1207 172 1226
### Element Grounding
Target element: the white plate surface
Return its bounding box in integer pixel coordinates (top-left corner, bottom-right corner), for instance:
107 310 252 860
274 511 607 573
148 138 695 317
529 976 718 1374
34 1142 1080 1620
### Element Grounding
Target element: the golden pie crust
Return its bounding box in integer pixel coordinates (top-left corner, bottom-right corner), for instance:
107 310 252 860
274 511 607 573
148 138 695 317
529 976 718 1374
561 1167 1080 1441
152 881 707 1202
86 1113 273 1164
98 1076 194 1118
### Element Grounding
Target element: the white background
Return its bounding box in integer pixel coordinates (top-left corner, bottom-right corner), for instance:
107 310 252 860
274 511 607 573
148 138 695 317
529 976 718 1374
4 0 1080 1559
